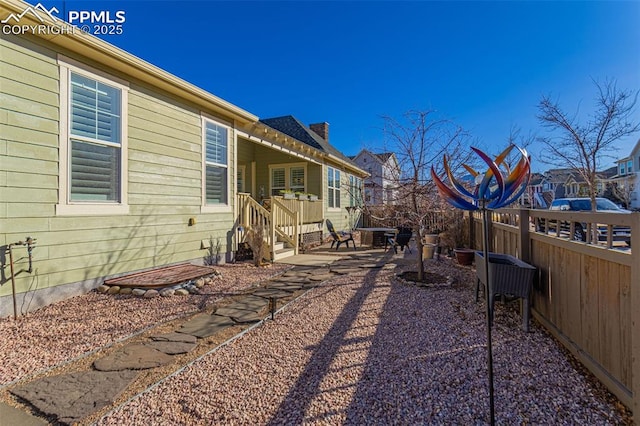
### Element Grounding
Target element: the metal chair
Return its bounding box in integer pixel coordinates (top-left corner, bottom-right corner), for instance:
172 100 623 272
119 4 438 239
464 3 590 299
325 219 356 250
388 227 412 254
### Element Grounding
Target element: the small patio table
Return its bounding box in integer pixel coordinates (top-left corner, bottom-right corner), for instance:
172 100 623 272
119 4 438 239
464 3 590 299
356 227 397 248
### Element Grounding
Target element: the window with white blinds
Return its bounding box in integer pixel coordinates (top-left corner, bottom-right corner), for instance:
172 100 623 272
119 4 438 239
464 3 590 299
271 168 285 195
290 167 305 193
204 120 229 205
268 164 306 196
69 71 122 202
328 167 341 208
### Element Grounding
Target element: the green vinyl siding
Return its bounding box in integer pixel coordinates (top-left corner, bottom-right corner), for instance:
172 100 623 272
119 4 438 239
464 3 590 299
0 34 237 301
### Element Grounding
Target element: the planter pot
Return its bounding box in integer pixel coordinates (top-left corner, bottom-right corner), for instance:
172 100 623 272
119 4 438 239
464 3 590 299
297 194 309 201
309 195 318 201
422 243 436 259
454 248 474 266
424 234 439 245
283 193 295 200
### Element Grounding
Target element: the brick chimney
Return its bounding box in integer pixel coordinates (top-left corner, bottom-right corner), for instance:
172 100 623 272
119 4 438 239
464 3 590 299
309 122 329 143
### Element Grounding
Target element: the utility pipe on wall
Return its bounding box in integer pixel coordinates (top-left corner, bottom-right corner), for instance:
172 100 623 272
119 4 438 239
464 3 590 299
7 237 37 320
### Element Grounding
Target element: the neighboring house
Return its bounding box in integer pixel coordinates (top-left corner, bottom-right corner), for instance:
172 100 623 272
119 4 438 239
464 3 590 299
610 139 640 209
352 150 400 206
540 169 575 200
524 172 544 208
532 167 626 208
0 0 365 317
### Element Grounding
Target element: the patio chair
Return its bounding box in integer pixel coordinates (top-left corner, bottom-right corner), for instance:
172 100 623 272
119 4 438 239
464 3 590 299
388 227 413 254
326 219 356 250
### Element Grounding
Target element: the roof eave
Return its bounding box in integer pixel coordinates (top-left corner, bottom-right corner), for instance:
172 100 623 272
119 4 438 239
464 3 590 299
2 0 257 125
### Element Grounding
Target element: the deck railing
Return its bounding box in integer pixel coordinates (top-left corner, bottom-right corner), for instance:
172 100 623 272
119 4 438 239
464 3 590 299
272 196 323 224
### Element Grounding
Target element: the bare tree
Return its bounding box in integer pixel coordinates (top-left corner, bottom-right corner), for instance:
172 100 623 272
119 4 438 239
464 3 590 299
381 110 474 280
537 78 639 210
605 175 635 209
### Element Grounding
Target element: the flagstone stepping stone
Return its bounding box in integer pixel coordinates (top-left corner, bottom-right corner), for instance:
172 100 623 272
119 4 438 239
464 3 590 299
308 273 336 281
281 271 311 277
266 283 302 291
150 332 197 343
252 288 291 298
178 314 235 338
215 306 253 317
272 276 310 284
359 263 385 268
144 341 197 355
299 282 320 289
93 344 173 371
230 295 269 312
214 306 261 323
11 370 138 425
307 267 332 274
329 267 363 274
289 266 317 272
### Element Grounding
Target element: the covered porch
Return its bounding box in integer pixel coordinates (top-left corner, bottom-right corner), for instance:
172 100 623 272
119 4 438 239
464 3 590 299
235 132 327 261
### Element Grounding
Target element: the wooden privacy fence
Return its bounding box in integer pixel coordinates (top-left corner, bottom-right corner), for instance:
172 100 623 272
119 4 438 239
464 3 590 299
469 208 640 415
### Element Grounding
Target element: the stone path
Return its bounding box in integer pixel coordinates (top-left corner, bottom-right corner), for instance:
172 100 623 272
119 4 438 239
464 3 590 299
4 253 396 425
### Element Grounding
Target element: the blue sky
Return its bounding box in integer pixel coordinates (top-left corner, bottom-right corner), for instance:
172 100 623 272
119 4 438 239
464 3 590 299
45 1 640 171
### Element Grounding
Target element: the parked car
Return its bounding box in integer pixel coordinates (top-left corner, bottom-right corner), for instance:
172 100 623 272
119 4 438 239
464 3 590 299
536 197 631 246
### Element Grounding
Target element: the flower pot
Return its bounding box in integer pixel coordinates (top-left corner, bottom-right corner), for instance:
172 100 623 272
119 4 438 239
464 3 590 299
424 234 439 245
297 194 309 201
454 248 474 266
309 195 318 201
423 243 436 259
283 193 295 200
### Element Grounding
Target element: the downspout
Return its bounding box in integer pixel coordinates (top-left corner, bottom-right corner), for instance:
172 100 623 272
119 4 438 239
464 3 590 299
8 244 17 320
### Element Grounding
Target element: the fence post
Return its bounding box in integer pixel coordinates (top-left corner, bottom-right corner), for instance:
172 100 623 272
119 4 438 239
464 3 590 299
468 211 476 249
631 212 640 417
518 208 530 262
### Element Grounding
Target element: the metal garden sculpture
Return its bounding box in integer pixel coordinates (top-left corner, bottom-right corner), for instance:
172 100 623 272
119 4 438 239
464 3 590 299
430 145 531 425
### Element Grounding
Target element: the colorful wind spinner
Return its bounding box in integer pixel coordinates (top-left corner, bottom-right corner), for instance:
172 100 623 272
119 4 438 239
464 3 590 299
430 145 531 210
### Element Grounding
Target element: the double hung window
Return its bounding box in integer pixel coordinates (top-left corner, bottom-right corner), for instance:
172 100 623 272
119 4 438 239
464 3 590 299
328 167 341 208
203 119 230 207
57 57 129 215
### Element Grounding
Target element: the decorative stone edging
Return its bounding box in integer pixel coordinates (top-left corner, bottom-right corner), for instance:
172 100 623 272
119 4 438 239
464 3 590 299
96 271 223 298
392 273 454 288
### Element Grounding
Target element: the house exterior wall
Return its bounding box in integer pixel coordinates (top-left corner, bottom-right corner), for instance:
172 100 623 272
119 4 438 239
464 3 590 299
1 34 239 315
353 150 398 206
616 141 640 209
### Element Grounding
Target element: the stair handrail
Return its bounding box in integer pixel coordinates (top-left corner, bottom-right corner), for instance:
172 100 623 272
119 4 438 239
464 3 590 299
270 197 299 255
237 193 273 259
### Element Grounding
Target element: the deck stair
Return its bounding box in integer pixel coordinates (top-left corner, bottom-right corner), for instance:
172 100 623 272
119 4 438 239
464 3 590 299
237 193 298 261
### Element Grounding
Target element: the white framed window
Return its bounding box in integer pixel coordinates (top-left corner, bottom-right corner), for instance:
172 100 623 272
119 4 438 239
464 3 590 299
202 116 231 212
56 56 129 216
349 175 363 207
290 166 305 193
269 163 307 195
627 160 633 173
620 164 626 175
271 167 286 196
328 166 341 209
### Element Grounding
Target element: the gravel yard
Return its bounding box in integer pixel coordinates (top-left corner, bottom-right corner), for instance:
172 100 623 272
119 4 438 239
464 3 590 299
0 263 290 387
0 256 632 425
